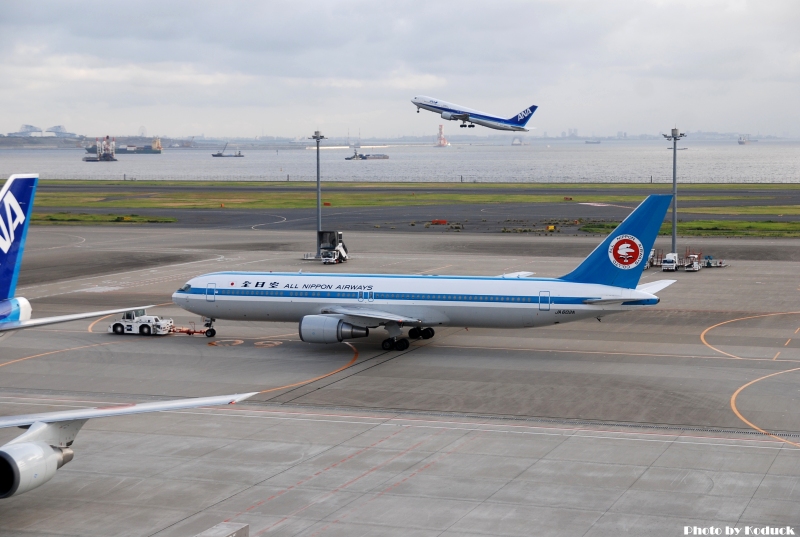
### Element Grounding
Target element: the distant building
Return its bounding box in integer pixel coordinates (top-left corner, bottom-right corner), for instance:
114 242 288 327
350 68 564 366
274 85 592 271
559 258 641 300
8 124 42 137
46 125 77 138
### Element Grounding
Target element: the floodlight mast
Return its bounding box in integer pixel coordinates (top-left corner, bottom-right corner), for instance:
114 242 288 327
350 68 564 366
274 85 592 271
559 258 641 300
662 128 686 254
310 130 326 257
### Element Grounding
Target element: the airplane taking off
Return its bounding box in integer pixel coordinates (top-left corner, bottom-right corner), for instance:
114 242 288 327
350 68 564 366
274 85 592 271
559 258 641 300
0 174 152 334
0 392 256 498
173 195 676 351
411 96 537 131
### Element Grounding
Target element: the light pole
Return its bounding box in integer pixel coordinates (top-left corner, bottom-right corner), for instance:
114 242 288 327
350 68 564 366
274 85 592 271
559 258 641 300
310 130 326 257
662 128 686 254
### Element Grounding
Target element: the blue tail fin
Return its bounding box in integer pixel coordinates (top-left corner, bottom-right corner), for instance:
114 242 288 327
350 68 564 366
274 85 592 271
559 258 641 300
560 194 672 289
507 105 538 127
0 174 38 300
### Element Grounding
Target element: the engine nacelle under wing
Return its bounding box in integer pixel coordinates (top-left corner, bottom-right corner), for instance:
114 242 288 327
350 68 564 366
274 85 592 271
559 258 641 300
0 442 73 498
0 297 31 324
299 315 368 344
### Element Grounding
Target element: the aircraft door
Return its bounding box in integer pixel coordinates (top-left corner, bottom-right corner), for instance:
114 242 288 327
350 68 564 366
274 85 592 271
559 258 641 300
368 291 374 302
539 291 550 311
206 283 217 302
358 291 364 302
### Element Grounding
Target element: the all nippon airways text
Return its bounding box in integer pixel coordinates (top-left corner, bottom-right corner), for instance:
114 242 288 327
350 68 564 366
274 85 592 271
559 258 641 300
685 526 795 535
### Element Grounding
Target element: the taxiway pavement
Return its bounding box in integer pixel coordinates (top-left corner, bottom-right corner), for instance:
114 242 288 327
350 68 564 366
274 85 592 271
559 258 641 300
1 227 799 536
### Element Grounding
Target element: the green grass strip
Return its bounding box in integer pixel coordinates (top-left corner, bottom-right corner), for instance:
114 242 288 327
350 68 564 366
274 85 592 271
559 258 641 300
31 212 177 225
580 220 800 237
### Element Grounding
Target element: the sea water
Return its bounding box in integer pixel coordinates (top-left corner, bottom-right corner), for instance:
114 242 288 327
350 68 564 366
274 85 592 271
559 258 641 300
0 140 797 183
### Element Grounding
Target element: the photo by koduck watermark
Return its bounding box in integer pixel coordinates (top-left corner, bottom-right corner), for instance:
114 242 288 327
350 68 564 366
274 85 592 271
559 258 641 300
684 526 796 535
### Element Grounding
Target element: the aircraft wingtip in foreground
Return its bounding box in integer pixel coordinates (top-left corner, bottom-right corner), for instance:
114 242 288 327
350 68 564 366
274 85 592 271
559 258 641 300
0 174 152 334
412 95 538 131
0 392 258 498
174 194 676 350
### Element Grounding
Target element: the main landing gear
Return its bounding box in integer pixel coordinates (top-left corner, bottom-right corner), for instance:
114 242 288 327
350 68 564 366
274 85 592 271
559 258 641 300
408 327 435 340
459 123 475 128
382 327 435 351
382 338 409 351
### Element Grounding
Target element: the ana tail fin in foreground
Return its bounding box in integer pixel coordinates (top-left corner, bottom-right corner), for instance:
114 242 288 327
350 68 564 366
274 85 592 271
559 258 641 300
560 194 672 289
506 105 538 127
0 174 38 300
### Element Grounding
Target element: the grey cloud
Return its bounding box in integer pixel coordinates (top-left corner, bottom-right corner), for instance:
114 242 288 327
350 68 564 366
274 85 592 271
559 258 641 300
0 0 798 137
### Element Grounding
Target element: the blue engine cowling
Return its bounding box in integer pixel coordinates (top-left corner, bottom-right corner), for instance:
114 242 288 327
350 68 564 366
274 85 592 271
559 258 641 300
0 297 32 323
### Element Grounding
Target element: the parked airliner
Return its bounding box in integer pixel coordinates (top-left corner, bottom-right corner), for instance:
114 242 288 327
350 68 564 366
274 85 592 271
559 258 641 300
0 392 255 498
411 96 537 131
0 174 152 334
173 195 676 351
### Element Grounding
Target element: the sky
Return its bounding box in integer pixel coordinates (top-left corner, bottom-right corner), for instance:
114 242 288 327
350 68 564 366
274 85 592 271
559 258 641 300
1 0 798 139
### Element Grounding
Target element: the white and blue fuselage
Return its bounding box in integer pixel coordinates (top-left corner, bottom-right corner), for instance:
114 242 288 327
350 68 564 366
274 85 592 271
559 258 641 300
412 96 537 132
173 195 676 348
173 272 659 328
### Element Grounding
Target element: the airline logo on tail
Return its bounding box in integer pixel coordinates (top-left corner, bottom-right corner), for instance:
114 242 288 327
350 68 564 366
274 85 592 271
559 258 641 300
517 108 533 121
608 235 643 269
0 190 26 254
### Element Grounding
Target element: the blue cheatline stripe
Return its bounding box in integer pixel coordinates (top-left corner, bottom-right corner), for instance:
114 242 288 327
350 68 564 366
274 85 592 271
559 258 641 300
424 104 517 127
204 271 559 282
179 288 602 305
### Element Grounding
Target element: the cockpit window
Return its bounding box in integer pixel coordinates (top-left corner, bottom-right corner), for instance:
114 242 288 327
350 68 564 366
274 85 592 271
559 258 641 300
179 284 191 292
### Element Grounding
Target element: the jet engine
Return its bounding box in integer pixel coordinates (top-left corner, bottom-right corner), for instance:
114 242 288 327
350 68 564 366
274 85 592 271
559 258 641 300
441 112 454 120
299 315 368 344
0 442 73 498
0 297 32 322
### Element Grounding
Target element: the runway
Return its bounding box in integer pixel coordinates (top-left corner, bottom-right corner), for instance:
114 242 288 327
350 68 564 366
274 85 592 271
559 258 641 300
2 226 799 535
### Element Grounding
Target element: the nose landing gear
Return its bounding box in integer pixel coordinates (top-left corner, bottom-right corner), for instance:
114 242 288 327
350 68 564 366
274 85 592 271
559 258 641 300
203 317 216 338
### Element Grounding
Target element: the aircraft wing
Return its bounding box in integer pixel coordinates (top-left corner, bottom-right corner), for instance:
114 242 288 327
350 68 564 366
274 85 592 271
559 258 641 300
0 305 155 332
320 305 420 324
498 271 536 278
582 297 629 305
636 280 677 294
0 392 257 429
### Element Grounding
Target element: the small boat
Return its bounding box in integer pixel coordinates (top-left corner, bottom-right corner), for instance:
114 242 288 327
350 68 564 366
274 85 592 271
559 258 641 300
345 147 388 160
585 140 601 144
212 143 244 157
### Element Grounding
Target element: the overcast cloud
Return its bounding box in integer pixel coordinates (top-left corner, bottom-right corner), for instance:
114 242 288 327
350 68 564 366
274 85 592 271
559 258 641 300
1 0 798 138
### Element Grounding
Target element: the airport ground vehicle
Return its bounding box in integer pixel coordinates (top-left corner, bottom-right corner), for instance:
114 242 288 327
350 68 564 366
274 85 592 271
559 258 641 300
108 309 174 336
684 254 702 272
319 231 349 264
661 252 678 272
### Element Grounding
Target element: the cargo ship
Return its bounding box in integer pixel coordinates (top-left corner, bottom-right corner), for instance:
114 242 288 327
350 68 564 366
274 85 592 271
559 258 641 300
85 137 162 154
738 135 758 145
